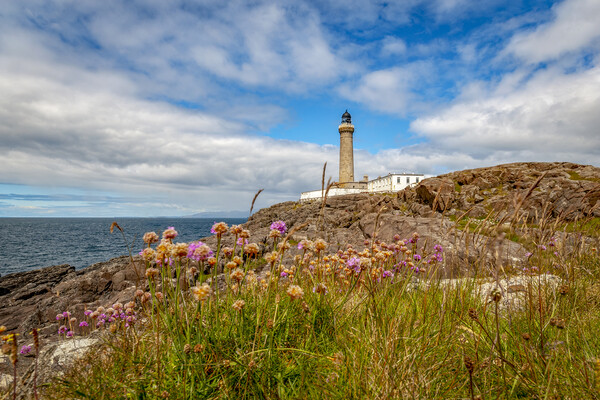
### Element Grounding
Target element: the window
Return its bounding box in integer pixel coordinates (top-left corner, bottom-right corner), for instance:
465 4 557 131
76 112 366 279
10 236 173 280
416 177 420 183
406 177 410 184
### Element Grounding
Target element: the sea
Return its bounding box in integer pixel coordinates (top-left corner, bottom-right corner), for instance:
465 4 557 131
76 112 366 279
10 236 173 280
0 217 247 277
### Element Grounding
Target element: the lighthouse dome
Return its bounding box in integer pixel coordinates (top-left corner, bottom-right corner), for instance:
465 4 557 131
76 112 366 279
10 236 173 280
341 110 351 124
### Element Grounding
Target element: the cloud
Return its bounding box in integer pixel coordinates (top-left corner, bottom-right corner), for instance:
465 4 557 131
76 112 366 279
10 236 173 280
506 0 600 64
381 36 407 56
338 66 419 115
410 64 600 165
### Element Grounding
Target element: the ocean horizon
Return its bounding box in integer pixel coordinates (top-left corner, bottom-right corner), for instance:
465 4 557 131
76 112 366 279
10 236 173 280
0 217 247 276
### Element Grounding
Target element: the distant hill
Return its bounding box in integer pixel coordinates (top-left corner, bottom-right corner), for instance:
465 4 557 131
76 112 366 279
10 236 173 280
183 210 248 218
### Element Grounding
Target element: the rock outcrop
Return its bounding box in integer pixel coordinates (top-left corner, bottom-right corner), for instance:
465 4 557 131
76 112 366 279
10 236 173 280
1 161 598 397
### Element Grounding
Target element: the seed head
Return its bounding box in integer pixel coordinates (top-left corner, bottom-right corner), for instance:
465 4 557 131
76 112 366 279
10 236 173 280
463 356 475 373
232 299 246 312
468 308 479 321
522 332 531 341
183 344 191 354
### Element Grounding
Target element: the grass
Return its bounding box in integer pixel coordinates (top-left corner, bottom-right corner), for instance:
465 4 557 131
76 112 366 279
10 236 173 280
3 212 600 399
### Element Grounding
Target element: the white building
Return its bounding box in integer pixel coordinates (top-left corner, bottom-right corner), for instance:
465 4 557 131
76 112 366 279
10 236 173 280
368 173 423 193
300 173 425 201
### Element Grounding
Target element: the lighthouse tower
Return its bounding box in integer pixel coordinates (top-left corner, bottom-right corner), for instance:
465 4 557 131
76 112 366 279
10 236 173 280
338 110 354 186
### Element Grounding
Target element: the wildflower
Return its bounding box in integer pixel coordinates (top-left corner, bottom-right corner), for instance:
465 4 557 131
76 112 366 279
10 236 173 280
63 311 71 319
237 237 249 246
143 231 159 244
346 257 361 273
313 282 328 294
190 283 212 302
145 267 160 279
270 220 287 234
20 345 32 355
538 244 547 251
69 317 77 324
0 326 5 334
226 261 237 270
287 285 304 300
183 344 191 354
84 309 92 316
58 325 68 335
187 242 213 261
245 243 260 257
90 311 99 319
269 229 281 239
230 268 245 283
382 270 393 278
79 321 89 327
162 226 178 240
232 299 246 312
222 247 234 257
172 242 189 258
211 222 229 236
207 257 217 266
239 229 250 239
413 254 422 261
230 225 243 235
410 232 419 243
155 292 164 301
314 239 327 252
135 289 144 298
434 244 443 253
56 314 64 321
280 271 288 277
264 251 278 265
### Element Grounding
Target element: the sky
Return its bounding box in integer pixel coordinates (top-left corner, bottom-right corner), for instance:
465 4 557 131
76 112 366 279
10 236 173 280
1 0 599 217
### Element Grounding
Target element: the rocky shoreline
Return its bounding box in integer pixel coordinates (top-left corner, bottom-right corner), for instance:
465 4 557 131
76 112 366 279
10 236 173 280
1 161 599 396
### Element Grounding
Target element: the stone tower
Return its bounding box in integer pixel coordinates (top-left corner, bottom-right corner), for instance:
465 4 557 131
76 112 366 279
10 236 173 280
339 110 354 186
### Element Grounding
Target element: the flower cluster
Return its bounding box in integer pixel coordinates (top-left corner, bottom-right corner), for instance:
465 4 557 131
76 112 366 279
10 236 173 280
270 220 287 235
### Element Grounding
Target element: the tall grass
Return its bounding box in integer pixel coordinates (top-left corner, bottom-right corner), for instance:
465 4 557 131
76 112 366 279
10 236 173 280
3 208 600 399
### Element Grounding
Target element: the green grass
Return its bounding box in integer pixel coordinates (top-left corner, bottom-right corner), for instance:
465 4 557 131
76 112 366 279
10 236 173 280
5 219 600 399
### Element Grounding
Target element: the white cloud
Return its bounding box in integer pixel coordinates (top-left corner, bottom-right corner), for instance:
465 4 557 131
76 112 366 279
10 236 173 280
338 67 416 114
410 65 600 165
381 36 407 56
506 0 600 63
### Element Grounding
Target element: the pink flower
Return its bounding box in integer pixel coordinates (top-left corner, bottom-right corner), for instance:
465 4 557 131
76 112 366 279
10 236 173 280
162 227 178 240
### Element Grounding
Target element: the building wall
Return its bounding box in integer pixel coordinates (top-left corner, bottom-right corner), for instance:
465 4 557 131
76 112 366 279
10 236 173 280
368 174 425 192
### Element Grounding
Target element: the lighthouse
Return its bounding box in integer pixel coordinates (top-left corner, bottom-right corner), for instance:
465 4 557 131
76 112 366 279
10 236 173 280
338 109 354 186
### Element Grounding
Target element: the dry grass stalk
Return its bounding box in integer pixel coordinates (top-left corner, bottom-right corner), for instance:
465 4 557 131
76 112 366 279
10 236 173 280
249 189 264 217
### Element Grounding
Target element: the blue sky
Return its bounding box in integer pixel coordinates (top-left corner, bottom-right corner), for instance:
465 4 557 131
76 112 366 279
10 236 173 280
1 0 599 217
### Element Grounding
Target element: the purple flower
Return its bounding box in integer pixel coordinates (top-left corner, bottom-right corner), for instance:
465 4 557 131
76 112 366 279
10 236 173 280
525 252 533 258
187 241 214 262
58 325 68 334
62 311 71 318
413 254 422 261
346 257 361 273
434 244 443 253
382 270 393 278
270 220 287 234
56 314 64 321
84 310 92 316
79 321 89 327
66 331 74 338
237 238 248 246
539 245 547 251
20 345 32 355
280 271 288 277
